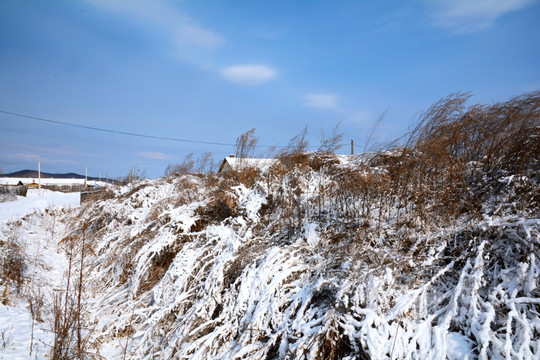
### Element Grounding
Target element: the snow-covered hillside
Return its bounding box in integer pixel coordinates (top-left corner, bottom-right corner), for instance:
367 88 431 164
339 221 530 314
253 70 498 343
71 156 538 360
1 92 539 359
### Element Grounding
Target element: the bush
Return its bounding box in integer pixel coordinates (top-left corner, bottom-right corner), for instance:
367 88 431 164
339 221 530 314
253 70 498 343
0 235 26 293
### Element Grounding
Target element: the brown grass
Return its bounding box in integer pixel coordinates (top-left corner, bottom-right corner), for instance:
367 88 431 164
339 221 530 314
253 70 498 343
0 235 26 293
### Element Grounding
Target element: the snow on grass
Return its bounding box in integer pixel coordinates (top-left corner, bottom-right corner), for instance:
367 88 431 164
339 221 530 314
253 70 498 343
55 164 537 359
1 149 539 359
0 189 80 359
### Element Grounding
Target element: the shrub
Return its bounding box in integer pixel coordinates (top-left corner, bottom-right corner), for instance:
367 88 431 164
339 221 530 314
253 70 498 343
0 235 26 293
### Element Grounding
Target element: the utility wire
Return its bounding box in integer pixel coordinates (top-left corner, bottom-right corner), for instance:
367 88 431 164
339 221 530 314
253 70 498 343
0 109 351 150
0 109 235 146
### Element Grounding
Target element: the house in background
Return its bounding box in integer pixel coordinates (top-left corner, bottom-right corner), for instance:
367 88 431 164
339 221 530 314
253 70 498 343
27 179 39 188
218 155 276 173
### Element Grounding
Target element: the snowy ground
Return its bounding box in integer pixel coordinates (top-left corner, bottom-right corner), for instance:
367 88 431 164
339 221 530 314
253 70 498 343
0 189 80 360
0 171 539 359
0 189 80 225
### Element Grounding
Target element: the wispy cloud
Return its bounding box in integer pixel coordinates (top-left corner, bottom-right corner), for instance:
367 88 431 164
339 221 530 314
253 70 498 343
424 0 535 32
13 153 40 160
85 0 223 50
220 65 277 86
26 145 79 156
303 93 339 110
137 152 170 160
172 23 223 50
1 145 81 161
0 153 78 165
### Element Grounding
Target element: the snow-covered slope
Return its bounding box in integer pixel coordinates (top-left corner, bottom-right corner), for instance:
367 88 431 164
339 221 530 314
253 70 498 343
1 92 539 359
67 153 538 359
2 160 538 359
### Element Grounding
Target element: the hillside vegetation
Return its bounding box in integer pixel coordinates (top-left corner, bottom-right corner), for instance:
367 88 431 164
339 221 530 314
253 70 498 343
2 92 539 359
60 91 538 359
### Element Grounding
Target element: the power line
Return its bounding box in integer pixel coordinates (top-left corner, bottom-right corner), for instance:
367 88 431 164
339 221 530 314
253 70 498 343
0 109 352 150
0 109 235 146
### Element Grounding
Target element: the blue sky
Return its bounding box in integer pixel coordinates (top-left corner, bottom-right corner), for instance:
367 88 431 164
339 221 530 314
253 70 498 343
1 0 539 178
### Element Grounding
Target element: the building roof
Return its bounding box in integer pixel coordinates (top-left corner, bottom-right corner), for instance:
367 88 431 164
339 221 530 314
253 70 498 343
218 157 276 173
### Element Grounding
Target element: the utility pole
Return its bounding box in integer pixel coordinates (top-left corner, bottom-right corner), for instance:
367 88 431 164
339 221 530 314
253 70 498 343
351 139 354 155
38 161 41 196
84 166 88 189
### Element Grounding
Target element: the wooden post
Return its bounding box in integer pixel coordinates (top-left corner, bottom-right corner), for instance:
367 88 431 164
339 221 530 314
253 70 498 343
351 139 354 155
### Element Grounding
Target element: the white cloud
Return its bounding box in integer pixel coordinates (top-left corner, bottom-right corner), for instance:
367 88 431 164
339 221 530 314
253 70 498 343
303 94 339 110
220 65 277 86
173 23 223 49
85 0 223 50
138 152 170 160
425 0 535 32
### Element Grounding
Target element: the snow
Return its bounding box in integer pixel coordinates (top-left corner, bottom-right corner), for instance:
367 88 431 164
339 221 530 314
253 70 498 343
1 157 539 359
0 189 80 225
219 157 276 173
0 189 79 359
446 331 474 360
0 304 52 360
62 170 536 359
0 177 108 186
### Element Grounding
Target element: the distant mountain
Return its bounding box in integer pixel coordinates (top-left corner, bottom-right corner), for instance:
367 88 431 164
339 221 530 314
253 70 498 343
2 169 101 181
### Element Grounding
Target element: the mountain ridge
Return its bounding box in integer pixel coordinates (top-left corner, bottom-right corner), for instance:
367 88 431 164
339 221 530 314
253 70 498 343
1 169 101 181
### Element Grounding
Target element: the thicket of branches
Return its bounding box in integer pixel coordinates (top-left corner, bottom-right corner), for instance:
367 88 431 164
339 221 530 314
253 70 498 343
164 152 215 176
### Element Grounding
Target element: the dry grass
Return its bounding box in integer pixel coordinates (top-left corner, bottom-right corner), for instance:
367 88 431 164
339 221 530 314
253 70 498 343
224 166 262 188
0 234 26 294
137 246 178 295
52 222 100 360
59 90 538 359
365 91 540 228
